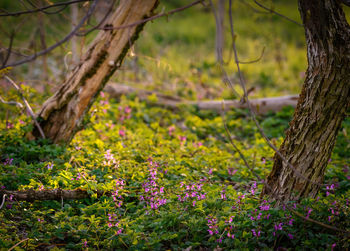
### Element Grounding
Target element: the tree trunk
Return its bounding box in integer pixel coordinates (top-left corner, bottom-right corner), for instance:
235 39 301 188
262 0 350 203
32 0 159 143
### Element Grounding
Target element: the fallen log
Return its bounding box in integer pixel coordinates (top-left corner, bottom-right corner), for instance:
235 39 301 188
104 83 299 114
0 188 110 202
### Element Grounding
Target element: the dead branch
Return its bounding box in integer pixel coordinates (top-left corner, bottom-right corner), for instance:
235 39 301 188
104 83 298 114
0 188 110 202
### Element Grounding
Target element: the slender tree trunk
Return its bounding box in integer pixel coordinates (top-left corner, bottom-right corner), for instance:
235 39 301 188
32 0 158 143
70 3 79 66
262 0 350 203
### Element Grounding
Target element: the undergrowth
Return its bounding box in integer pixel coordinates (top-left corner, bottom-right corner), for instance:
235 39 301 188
0 94 349 250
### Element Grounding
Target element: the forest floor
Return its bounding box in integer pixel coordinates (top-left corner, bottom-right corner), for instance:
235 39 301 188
0 0 349 250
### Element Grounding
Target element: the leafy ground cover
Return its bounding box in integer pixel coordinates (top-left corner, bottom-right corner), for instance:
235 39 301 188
1 0 350 250
0 93 349 250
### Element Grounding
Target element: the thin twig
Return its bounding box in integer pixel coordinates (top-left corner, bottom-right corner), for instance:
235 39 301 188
1 31 15 68
76 0 116 36
0 0 98 70
0 194 6 209
0 95 23 108
239 47 265 64
8 238 29 251
102 0 205 31
4 75 45 139
0 0 91 17
254 0 303 27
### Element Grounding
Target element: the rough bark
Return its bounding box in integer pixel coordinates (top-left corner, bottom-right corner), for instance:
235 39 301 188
262 0 350 203
32 0 159 143
105 83 299 114
1 189 109 202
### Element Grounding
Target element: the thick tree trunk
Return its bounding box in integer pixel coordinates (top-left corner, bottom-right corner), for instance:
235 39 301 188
262 0 350 203
32 0 158 143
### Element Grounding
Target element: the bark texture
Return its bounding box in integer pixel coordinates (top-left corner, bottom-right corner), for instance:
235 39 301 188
105 83 299 114
33 0 158 143
262 0 350 203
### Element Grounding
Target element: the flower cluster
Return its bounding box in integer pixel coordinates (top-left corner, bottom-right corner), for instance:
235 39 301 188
177 182 206 207
107 213 123 235
3 158 13 165
207 215 219 236
112 179 125 208
118 105 132 122
103 149 118 167
139 159 167 210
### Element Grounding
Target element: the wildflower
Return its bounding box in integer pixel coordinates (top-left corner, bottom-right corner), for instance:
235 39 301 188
119 129 126 137
228 168 237 175
331 243 336 251
3 158 13 165
251 229 261 237
168 126 175 136
306 208 313 219
288 233 293 239
179 135 186 144
124 106 132 114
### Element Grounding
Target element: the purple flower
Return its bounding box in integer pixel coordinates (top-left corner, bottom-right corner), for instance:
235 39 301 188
46 163 54 170
288 233 293 239
228 168 237 175
331 243 336 251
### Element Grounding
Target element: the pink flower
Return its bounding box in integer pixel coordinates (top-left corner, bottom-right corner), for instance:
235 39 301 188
168 126 175 136
119 129 126 137
124 106 132 114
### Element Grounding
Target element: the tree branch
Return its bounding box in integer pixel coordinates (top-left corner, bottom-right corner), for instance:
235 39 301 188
0 0 92 17
4 75 45 139
0 188 110 202
104 83 299 114
0 0 98 70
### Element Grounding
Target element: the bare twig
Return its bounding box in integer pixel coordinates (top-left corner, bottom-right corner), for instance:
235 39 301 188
8 238 29 251
239 47 265 64
254 0 303 27
76 0 116 36
1 31 15 68
4 75 45 139
238 0 269 14
0 95 23 108
0 0 91 17
0 0 98 70
102 0 205 31
0 194 6 209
